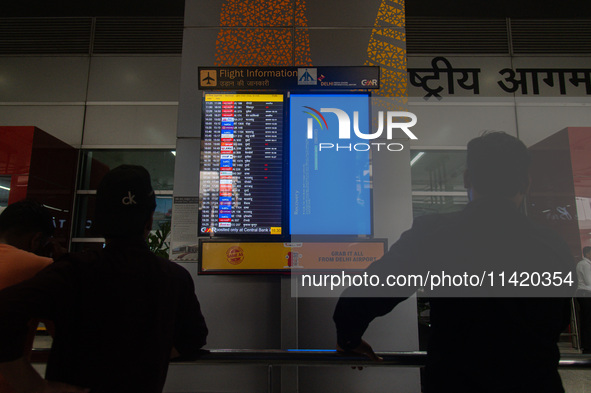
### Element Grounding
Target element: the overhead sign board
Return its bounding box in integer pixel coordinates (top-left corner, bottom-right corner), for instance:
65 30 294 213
198 66 380 90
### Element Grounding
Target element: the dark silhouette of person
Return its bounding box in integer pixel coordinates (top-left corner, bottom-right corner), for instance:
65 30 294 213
0 165 208 393
0 200 57 393
334 132 575 393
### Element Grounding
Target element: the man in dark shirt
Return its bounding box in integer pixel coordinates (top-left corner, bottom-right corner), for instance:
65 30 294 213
334 132 575 393
0 165 208 393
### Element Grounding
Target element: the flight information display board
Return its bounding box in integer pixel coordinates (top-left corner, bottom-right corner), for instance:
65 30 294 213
200 93 284 235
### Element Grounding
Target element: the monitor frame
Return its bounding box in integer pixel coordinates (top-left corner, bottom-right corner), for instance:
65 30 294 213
198 91 289 240
287 91 375 241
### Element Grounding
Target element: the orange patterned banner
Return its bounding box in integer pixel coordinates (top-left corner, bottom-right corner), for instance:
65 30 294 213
215 0 312 67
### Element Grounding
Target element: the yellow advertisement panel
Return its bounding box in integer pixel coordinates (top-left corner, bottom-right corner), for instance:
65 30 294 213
200 241 386 272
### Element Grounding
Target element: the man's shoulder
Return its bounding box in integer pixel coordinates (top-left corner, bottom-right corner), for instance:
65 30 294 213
57 249 100 266
528 219 565 238
393 212 462 249
414 212 459 224
143 255 196 296
411 212 460 231
53 250 196 299
0 244 52 266
0 244 52 289
157 256 194 281
64 248 189 274
527 220 574 257
117 246 195 283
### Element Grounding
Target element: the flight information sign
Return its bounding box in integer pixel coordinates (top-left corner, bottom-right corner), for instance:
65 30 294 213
200 93 284 235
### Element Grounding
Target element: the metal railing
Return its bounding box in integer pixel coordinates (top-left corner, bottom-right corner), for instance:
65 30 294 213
174 350 591 393
32 347 591 368
32 349 591 393
167 349 591 368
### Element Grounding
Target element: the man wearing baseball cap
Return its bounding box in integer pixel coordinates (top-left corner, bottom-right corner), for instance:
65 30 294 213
0 165 208 393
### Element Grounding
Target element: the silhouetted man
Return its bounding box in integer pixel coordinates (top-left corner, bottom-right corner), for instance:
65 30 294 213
0 200 55 290
0 165 208 393
334 132 574 393
0 200 55 393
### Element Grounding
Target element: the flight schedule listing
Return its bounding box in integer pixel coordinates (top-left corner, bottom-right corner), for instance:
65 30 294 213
200 93 283 235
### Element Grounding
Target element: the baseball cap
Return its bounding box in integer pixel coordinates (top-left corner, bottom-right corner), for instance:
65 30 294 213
93 165 157 238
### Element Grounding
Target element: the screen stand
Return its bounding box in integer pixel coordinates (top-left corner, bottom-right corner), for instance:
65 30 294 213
280 276 298 393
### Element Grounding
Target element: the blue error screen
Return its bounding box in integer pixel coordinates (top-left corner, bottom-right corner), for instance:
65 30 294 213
289 93 372 235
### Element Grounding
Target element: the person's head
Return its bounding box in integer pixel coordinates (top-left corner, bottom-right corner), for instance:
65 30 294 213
583 247 591 259
93 165 156 239
0 200 54 254
464 131 531 204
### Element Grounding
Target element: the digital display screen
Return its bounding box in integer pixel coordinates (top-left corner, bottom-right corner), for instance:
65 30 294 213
289 93 372 235
200 93 284 235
